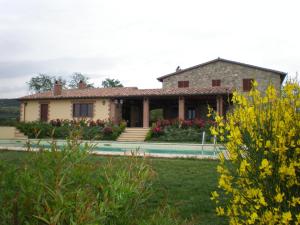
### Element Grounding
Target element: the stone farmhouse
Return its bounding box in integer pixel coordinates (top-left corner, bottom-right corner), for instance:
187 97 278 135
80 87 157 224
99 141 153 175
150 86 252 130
19 58 287 128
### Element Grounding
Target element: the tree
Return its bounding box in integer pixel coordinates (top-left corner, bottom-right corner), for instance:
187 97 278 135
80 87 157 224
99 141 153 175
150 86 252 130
68 73 94 88
28 74 53 93
101 78 123 88
27 74 66 93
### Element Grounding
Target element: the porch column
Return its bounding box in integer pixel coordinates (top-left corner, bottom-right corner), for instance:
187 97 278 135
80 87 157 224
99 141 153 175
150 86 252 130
216 96 224 116
178 96 185 120
143 97 149 128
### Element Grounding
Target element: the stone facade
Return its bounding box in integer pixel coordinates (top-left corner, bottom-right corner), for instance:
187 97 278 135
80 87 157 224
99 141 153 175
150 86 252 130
162 61 282 93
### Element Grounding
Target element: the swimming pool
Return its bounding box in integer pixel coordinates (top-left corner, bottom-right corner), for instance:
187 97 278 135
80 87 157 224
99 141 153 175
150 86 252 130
0 139 226 159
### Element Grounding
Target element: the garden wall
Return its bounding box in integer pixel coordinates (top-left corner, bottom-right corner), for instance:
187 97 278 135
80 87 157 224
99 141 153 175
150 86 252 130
0 126 16 139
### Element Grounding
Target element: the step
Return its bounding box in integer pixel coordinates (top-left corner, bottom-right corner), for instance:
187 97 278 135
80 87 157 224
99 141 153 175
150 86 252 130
118 135 148 138
125 128 149 130
14 128 28 140
118 137 146 139
117 139 145 141
117 127 150 142
15 135 27 138
118 136 147 139
123 130 149 132
121 131 149 134
119 134 148 137
117 140 145 142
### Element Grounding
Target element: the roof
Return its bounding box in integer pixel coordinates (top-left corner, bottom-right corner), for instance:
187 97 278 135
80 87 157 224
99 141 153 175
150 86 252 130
19 86 233 100
157 58 287 82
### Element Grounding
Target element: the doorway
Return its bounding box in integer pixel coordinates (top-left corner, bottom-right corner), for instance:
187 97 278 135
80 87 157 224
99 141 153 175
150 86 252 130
40 104 48 122
122 99 143 127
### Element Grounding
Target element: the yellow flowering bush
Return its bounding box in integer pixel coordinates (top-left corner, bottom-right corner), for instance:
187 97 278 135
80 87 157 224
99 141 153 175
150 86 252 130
211 81 300 224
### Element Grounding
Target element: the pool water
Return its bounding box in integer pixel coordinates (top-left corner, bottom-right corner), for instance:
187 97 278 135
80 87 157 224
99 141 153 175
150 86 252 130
0 139 226 158
95 146 218 156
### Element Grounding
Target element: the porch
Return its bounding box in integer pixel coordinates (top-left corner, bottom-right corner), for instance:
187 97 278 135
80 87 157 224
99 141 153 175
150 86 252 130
110 95 230 128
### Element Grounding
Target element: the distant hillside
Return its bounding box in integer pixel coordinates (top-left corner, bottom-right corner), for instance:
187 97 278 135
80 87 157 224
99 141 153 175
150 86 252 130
0 99 20 120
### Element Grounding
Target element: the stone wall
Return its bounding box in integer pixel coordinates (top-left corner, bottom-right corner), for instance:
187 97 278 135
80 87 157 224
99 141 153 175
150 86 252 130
162 61 282 93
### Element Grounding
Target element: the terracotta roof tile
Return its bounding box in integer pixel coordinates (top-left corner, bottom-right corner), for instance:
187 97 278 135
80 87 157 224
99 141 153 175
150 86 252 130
19 86 233 100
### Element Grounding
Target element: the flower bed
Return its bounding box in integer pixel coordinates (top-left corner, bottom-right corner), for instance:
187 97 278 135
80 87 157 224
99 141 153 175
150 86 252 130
16 119 126 140
146 119 215 143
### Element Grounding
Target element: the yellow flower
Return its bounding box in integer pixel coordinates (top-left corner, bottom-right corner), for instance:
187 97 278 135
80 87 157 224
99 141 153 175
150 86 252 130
211 191 219 202
275 192 284 203
259 159 272 177
282 211 292 224
291 197 300 207
296 213 300 224
265 140 271 148
239 160 250 174
210 127 218 136
216 206 225 216
248 212 258 224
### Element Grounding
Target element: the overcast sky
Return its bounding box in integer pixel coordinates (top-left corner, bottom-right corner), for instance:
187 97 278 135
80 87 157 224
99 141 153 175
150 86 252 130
0 0 299 98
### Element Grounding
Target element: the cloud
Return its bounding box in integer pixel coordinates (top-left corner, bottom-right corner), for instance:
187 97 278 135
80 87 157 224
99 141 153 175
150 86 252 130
0 56 117 78
0 0 299 98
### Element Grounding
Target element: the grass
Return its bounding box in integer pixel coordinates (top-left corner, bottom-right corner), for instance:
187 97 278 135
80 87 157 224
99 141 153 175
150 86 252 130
0 150 226 225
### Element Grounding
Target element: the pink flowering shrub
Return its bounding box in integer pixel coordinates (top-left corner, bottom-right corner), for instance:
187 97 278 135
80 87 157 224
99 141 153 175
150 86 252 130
146 118 214 142
103 126 113 135
18 118 126 141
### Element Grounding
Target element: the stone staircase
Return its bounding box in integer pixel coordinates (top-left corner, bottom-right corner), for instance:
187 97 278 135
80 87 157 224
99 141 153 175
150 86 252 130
117 127 150 142
14 128 28 140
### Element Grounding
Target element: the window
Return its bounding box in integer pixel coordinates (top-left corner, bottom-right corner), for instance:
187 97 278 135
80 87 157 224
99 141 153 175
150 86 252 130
73 103 93 117
178 81 189 88
212 80 221 87
187 108 196 120
243 79 254 92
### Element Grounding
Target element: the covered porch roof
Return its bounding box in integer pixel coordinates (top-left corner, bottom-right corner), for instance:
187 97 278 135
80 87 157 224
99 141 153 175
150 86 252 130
19 86 233 100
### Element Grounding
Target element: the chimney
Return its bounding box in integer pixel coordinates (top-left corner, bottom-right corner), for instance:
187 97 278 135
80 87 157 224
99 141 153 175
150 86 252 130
78 80 87 89
53 81 62 96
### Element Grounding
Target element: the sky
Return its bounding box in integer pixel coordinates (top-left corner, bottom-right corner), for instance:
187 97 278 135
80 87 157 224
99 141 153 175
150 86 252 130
0 0 299 98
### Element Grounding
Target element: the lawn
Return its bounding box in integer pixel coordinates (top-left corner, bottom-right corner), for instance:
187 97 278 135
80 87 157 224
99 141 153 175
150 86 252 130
0 150 226 225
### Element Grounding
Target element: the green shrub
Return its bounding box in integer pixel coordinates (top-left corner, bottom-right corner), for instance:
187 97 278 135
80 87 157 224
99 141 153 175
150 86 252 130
16 119 126 141
148 119 213 143
16 121 53 138
0 136 181 225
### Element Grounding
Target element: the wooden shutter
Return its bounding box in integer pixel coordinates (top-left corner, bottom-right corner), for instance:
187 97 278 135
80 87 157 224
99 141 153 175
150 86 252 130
73 104 80 117
87 104 93 117
178 81 189 88
243 79 254 92
212 80 221 87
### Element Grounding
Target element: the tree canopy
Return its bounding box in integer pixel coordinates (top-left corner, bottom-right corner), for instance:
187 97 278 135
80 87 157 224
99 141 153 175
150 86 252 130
28 74 124 93
27 74 66 93
101 78 123 88
27 73 94 93
68 73 94 88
